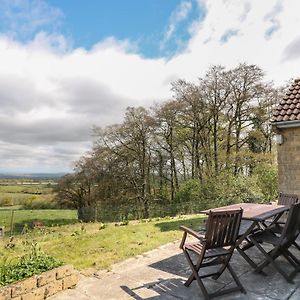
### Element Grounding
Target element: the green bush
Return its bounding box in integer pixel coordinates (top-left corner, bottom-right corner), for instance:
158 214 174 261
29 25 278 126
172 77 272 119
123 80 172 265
0 196 14 207
253 164 278 202
174 179 209 213
175 172 263 213
22 195 59 209
0 242 62 286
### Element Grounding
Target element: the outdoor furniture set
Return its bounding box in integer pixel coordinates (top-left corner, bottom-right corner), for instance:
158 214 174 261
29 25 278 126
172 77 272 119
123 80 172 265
179 193 300 300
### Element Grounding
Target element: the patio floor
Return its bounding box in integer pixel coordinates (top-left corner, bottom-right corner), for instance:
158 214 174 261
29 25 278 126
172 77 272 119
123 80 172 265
49 240 300 300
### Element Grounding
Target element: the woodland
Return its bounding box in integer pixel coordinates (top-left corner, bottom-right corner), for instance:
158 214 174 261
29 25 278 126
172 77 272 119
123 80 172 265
56 63 282 222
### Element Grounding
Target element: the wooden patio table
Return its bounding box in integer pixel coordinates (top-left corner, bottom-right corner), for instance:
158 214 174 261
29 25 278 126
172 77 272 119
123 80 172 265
201 203 289 269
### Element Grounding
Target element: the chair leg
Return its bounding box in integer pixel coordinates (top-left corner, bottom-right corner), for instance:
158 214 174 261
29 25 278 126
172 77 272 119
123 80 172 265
293 241 300 251
227 263 246 294
212 256 231 280
209 263 246 298
182 250 210 299
183 250 204 287
283 248 300 269
236 246 259 270
251 240 294 283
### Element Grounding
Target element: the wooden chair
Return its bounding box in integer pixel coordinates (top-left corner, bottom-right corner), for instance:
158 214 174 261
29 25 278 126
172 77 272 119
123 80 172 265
270 193 300 250
179 209 246 300
278 192 299 206
248 202 300 283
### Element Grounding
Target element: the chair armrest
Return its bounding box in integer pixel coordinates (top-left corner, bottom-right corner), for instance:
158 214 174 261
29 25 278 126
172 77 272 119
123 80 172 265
180 225 205 240
179 225 206 249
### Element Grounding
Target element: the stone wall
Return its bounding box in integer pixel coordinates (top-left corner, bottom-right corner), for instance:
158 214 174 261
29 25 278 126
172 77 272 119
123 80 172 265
277 127 300 197
0 265 78 300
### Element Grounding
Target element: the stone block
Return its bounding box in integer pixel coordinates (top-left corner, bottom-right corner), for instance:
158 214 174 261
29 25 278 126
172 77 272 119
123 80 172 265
44 280 62 298
62 274 78 289
0 286 11 300
11 278 37 298
21 287 45 300
37 269 56 287
56 265 73 280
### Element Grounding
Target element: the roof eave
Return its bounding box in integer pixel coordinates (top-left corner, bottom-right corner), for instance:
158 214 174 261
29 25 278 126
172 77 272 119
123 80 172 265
271 119 300 129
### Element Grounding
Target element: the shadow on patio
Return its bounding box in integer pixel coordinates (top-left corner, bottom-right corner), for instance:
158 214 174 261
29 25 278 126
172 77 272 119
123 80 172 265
120 243 300 300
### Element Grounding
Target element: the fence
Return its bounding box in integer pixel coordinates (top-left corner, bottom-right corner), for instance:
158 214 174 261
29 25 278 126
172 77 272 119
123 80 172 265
0 208 77 236
79 198 215 223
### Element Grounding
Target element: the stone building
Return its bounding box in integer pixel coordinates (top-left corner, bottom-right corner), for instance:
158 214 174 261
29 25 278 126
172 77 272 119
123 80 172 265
272 78 300 196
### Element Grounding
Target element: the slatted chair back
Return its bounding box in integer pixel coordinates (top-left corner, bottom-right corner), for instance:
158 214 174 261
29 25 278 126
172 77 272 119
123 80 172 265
281 202 300 243
205 209 243 249
278 192 298 206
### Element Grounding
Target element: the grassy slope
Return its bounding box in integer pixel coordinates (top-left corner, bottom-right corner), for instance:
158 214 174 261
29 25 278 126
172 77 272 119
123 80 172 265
0 215 205 270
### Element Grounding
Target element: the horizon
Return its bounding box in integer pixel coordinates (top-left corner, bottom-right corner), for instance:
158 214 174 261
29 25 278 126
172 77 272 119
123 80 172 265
0 0 300 173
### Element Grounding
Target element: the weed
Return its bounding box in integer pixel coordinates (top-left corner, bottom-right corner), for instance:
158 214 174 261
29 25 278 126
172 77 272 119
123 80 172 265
0 242 62 286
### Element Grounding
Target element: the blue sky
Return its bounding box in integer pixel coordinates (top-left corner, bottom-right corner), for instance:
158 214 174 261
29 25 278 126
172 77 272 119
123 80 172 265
50 0 203 57
0 0 300 173
0 0 203 58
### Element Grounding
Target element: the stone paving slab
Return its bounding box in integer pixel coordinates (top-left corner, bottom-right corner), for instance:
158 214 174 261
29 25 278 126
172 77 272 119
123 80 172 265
49 241 300 300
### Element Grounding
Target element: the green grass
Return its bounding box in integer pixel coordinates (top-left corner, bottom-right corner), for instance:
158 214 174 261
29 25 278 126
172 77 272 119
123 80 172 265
0 183 55 207
0 215 205 270
0 209 77 234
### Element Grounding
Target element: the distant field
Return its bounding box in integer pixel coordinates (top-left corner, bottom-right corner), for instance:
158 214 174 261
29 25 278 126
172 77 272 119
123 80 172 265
0 180 57 208
0 209 77 235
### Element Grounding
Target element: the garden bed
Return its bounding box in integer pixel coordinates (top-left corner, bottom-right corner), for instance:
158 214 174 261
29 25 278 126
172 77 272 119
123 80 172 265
0 265 78 300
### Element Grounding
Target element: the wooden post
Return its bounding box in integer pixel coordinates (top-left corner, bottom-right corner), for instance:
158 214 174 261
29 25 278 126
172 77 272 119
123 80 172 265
10 210 15 236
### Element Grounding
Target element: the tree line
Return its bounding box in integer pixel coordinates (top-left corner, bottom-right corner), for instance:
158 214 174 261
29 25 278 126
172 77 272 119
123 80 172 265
56 63 282 221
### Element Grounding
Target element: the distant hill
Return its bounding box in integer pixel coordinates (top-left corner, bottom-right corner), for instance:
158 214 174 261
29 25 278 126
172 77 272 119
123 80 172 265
0 173 67 180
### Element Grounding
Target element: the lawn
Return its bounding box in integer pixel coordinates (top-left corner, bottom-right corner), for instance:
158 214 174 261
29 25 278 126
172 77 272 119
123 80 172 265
0 209 77 235
0 214 205 270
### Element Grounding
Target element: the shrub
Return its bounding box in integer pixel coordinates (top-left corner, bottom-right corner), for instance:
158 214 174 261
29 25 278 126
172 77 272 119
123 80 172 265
22 195 59 209
0 242 62 286
0 196 14 207
174 179 209 213
175 172 263 214
253 164 278 202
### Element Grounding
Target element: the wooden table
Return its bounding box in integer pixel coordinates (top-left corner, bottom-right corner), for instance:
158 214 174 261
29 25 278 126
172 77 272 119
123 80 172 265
201 203 289 268
201 203 288 222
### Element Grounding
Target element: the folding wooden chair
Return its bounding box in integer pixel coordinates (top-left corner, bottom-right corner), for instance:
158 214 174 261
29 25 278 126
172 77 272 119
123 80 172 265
269 193 300 250
179 209 245 300
248 202 300 283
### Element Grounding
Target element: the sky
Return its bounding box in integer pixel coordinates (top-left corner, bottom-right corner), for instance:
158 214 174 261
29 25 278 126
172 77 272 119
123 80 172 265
0 0 300 174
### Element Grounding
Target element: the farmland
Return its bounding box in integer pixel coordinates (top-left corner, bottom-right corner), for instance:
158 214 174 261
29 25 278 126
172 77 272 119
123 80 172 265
0 179 58 209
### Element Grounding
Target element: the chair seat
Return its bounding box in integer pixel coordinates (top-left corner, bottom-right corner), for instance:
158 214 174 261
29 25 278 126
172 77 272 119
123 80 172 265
184 242 231 257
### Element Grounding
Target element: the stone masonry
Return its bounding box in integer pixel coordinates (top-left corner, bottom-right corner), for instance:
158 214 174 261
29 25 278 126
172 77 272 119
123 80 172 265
276 127 300 197
272 78 300 197
0 265 78 300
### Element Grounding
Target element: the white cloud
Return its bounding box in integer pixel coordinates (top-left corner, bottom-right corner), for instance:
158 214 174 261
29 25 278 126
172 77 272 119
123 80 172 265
160 1 193 49
0 0 300 172
0 0 63 39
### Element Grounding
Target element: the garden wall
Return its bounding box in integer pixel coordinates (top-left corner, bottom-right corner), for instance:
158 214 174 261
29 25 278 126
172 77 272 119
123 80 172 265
0 265 78 300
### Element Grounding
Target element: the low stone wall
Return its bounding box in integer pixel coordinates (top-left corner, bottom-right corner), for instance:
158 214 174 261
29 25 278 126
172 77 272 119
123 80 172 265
0 265 78 300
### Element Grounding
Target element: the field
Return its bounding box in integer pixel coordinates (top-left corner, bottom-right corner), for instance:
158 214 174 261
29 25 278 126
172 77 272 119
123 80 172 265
0 180 57 209
0 211 205 270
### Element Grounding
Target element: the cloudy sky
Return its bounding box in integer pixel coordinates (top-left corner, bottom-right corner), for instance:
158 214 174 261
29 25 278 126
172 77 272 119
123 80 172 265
0 0 300 173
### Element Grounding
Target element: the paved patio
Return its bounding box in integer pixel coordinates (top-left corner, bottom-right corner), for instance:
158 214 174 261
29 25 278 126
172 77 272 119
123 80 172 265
50 240 300 300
